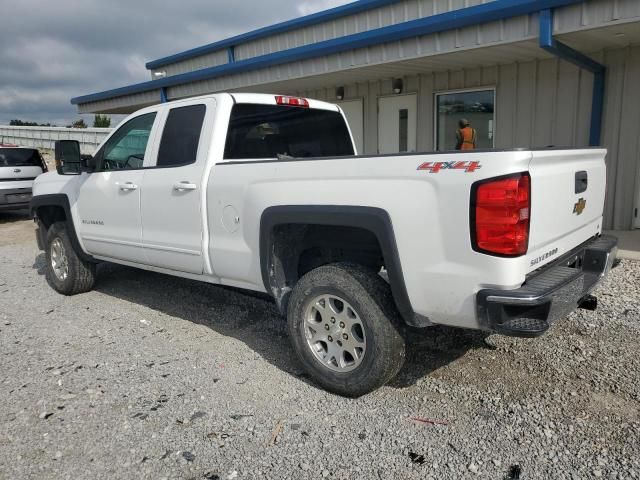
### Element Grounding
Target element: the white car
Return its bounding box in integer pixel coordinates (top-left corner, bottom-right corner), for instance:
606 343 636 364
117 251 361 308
0 145 47 211
30 93 617 396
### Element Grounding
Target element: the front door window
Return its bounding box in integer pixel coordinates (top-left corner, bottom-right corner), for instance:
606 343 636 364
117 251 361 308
436 89 495 151
96 113 156 170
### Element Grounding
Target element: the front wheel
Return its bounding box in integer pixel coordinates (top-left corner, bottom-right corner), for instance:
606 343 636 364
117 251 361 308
287 263 405 397
45 222 96 295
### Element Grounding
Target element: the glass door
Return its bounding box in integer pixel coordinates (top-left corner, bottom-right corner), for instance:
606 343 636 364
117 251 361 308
435 89 495 151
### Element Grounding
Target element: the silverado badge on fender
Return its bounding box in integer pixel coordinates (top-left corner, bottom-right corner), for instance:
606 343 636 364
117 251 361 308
573 198 587 215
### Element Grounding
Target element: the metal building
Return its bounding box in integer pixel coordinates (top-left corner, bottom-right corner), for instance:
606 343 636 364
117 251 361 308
71 0 640 230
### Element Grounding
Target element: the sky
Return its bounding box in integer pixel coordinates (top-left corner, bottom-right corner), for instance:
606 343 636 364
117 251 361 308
0 0 350 127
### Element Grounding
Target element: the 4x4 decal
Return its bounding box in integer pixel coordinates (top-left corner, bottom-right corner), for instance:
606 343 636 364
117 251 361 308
417 161 482 173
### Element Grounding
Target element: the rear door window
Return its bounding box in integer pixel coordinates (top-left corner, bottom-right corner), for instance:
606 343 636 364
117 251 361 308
157 104 206 167
0 148 42 167
224 104 354 160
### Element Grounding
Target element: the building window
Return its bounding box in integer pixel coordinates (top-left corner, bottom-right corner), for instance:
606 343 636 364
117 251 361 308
435 89 495 151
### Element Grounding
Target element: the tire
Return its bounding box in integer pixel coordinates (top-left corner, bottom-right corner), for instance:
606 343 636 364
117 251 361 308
44 222 96 295
287 262 405 397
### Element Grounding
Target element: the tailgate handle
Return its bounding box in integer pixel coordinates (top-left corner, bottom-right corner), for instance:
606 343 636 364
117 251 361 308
575 171 588 194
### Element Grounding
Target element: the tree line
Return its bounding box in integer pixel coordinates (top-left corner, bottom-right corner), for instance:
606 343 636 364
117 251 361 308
9 114 111 128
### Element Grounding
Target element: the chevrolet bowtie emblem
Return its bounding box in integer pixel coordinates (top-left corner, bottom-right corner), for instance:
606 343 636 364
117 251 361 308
573 198 587 215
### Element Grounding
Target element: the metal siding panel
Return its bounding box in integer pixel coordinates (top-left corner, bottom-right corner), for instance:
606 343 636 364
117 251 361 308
406 0 420 20
449 70 465 89
600 48 627 228
365 81 380 154
77 90 159 114
611 46 640 229
495 63 517 147
479 19 503 43
434 70 449 90
435 0 449 14
533 58 557 147
143 0 640 79
458 24 479 47
553 61 580 146
554 0 640 33
417 73 435 150
201 0 480 70
379 7 393 27
379 77 393 96
502 15 534 42
618 0 640 18
438 30 458 51
481 64 498 85
418 32 439 54
575 66 593 147
465 67 482 86
514 61 536 147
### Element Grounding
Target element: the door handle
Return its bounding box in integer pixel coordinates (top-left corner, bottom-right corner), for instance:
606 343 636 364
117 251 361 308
173 181 197 191
119 182 138 191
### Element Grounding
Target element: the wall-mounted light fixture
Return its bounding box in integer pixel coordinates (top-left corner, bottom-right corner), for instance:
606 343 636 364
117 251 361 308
153 71 167 79
336 86 345 100
393 78 404 94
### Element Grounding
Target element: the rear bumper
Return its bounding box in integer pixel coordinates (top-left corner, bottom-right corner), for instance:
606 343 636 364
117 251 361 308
477 235 618 338
0 187 32 211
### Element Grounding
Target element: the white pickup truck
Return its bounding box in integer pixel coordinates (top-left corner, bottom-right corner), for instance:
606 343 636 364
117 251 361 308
31 93 617 396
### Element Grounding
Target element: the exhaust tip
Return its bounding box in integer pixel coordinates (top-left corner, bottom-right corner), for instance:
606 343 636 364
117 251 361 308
578 294 598 311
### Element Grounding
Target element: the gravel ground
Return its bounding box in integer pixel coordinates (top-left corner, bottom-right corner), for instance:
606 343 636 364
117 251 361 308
0 212 639 480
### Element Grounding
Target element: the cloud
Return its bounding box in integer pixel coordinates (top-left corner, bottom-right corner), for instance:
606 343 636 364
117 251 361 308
0 0 350 125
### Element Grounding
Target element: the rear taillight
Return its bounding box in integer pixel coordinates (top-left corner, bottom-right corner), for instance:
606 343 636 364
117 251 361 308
472 173 530 257
275 95 309 108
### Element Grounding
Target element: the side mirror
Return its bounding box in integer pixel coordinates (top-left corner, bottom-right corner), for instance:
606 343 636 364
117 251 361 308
54 140 82 175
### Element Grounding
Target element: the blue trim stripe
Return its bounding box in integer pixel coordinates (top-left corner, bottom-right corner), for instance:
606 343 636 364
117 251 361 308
539 9 605 146
145 0 400 70
72 0 584 106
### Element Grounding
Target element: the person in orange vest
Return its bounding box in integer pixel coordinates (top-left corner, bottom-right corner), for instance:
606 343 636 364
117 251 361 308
455 119 477 150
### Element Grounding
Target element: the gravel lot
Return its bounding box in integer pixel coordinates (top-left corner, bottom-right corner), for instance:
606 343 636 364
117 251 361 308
1 211 639 480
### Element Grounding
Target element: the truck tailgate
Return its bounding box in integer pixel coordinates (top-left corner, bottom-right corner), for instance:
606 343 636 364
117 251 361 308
0 165 42 182
527 149 607 272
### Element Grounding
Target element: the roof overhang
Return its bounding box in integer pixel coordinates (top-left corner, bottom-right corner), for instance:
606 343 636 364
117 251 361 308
73 0 590 110
145 0 402 70
72 0 640 113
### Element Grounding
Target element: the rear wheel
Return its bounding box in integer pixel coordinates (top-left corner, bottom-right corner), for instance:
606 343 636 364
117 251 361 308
287 263 405 397
45 222 96 295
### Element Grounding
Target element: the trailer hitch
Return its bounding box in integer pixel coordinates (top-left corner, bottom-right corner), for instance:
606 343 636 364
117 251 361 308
578 294 598 311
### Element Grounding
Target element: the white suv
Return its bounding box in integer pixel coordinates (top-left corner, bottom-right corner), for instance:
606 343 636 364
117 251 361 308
0 145 48 211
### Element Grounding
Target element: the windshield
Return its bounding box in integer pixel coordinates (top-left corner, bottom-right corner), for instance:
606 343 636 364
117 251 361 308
224 104 354 159
0 148 42 167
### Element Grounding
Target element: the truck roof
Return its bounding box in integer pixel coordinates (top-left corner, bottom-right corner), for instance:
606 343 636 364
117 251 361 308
165 92 340 112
